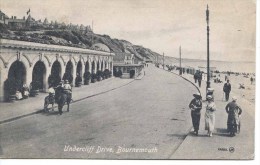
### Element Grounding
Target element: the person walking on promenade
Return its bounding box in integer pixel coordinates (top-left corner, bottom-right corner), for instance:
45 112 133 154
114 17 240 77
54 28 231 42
189 92 202 136
205 95 217 137
197 72 202 88
225 97 242 137
194 72 198 83
223 80 231 101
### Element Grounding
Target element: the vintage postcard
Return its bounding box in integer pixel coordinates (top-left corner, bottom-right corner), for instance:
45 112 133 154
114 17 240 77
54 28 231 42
0 0 256 160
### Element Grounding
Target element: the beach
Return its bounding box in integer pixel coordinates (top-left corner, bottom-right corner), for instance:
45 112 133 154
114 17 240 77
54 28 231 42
171 60 255 74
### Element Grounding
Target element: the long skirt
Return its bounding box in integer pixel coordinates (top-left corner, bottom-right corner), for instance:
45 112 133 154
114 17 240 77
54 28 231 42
227 114 240 134
191 111 201 131
205 110 215 132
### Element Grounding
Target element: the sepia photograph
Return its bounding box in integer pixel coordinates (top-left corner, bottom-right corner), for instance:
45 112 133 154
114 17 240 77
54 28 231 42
0 0 257 160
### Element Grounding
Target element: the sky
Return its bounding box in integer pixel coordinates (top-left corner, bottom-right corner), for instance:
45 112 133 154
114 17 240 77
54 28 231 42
0 0 256 62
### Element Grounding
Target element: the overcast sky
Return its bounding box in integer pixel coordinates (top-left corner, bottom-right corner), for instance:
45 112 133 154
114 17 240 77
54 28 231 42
0 0 256 62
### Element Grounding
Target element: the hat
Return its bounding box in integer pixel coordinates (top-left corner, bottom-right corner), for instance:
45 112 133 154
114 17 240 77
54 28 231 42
207 88 214 92
193 92 202 98
232 96 237 101
207 95 213 100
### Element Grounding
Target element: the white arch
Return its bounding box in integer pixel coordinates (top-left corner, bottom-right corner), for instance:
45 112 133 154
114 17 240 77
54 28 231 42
7 55 33 86
76 60 84 77
31 55 50 71
32 60 48 91
7 54 31 71
51 58 65 78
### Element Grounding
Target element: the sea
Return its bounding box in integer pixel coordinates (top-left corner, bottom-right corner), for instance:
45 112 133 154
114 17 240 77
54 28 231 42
171 60 255 74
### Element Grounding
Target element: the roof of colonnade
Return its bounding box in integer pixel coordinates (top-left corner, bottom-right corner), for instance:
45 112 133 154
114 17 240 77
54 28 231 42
0 39 115 56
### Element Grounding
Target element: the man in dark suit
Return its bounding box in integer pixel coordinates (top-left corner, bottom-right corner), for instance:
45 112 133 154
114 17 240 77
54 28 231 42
223 80 231 101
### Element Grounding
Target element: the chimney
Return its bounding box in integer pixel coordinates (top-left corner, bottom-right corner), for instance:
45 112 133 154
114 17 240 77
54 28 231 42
23 16 25 20
14 16 16 19
11 16 13 19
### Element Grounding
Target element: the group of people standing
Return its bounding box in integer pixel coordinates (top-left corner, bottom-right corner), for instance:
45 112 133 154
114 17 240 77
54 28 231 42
48 79 73 103
189 91 242 137
15 84 30 100
194 71 203 88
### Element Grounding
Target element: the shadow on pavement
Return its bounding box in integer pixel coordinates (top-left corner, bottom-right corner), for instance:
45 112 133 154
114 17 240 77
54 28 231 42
215 128 230 137
167 134 186 140
40 110 61 116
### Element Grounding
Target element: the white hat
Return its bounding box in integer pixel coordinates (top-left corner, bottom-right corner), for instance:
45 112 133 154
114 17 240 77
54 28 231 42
193 92 202 98
207 95 213 100
232 96 237 101
207 88 214 92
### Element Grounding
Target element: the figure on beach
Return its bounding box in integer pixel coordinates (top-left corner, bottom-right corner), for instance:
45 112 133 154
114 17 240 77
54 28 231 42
189 92 202 136
223 80 231 101
225 97 242 137
250 77 254 85
205 95 216 137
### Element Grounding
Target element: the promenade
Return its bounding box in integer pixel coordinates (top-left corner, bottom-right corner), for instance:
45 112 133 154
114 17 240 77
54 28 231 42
0 77 135 124
169 68 254 159
0 65 198 159
0 65 255 159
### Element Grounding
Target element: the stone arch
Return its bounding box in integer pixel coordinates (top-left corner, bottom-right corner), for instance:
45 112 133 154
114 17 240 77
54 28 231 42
76 60 83 77
85 60 90 72
63 60 74 84
101 60 104 71
31 55 50 70
91 60 96 74
49 60 62 87
105 61 108 70
8 60 27 84
7 54 31 71
32 61 47 91
4 60 27 101
97 60 100 71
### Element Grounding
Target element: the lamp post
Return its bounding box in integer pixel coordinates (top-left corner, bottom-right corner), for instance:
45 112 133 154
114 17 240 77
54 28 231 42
206 5 210 91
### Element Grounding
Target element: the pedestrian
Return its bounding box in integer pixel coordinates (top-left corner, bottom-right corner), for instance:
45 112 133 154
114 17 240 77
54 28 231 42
48 85 55 97
225 97 242 137
194 73 198 83
75 73 82 87
189 92 202 136
250 77 253 85
64 79 72 100
207 88 214 101
197 72 202 88
223 80 231 101
21 84 29 99
15 90 23 100
205 95 217 137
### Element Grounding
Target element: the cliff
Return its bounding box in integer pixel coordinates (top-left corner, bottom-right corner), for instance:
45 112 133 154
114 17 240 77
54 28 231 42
0 24 176 64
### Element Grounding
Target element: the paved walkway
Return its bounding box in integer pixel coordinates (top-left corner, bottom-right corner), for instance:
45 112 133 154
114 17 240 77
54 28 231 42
169 69 255 159
0 65 198 159
0 76 141 124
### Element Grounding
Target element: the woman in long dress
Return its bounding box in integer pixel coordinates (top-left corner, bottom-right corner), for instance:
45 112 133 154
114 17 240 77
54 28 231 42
225 96 242 137
205 95 217 137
